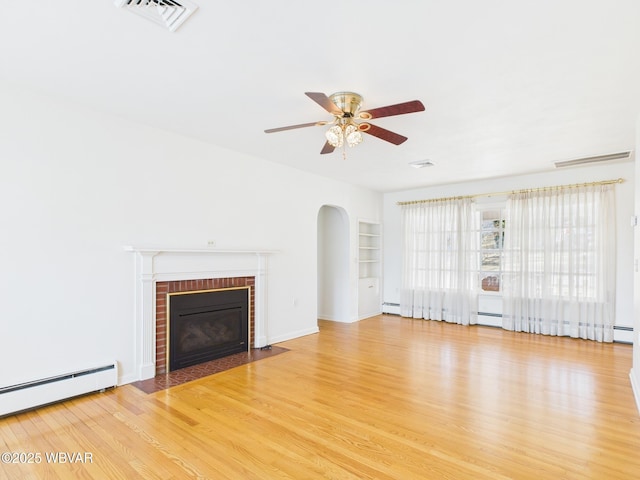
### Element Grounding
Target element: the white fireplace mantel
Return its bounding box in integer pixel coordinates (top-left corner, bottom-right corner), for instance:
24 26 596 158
125 245 277 381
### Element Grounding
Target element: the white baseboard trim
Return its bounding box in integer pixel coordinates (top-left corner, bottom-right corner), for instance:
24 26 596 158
357 311 382 321
317 314 353 323
630 368 640 416
317 314 333 321
267 326 320 345
118 372 138 386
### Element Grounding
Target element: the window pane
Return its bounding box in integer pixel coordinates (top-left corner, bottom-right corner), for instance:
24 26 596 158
482 232 502 249
482 210 501 224
480 274 500 292
482 252 501 271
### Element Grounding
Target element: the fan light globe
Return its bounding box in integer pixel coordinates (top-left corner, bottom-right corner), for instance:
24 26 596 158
345 124 363 147
326 125 344 147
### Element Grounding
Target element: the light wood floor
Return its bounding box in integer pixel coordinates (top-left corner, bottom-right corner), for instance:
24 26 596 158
2 315 639 479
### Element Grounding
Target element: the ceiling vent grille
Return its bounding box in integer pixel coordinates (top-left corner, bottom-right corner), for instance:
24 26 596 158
115 0 198 32
554 151 632 168
409 160 435 169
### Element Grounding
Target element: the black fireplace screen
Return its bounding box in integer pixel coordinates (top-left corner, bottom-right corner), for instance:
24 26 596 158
168 287 249 371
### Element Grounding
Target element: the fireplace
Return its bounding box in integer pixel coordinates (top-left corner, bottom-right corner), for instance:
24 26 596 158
125 246 273 382
167 287 250 371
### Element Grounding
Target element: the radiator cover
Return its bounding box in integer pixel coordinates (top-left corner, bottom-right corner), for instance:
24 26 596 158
0 363 118 417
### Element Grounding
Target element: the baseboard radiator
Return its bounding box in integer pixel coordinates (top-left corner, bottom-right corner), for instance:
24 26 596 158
0 363 118 417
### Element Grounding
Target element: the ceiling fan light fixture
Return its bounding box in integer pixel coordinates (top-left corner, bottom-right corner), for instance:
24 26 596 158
326 121 364 148
345 124 363 147
326 125 344 147
265 91 425 155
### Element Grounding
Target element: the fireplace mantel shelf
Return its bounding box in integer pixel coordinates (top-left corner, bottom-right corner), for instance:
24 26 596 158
124 246 278 255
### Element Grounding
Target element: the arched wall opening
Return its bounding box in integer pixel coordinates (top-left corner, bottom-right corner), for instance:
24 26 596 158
317 205 350 322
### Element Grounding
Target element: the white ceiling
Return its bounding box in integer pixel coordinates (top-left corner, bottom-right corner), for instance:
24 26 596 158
2 1 639 192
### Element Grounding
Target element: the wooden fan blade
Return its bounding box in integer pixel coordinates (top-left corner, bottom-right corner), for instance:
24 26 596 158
362 123 408 145
264 121 326 133
360 100 425 119
305 92 343 115
320 141 335 155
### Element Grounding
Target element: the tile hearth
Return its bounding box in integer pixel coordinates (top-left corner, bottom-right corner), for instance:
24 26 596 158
132 346 289 394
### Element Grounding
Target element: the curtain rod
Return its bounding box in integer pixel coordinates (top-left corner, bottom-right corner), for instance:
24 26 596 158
396 178 625 206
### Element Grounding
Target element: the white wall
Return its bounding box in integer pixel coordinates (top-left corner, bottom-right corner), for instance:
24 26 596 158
0 81 382 388
383 161 635 341
633 116 640 412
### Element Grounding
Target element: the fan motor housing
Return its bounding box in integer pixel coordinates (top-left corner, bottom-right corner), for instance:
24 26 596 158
329 92 363 117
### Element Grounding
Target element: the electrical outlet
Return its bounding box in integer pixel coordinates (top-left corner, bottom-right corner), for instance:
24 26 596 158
207 240 216 247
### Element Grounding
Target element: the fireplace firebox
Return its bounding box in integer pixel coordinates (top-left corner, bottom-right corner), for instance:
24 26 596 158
167 287 250 371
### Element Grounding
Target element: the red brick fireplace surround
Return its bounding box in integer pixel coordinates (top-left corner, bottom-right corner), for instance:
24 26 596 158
155 276 255 375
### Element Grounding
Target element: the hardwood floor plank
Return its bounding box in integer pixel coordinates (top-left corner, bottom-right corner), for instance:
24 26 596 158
1 315 639 479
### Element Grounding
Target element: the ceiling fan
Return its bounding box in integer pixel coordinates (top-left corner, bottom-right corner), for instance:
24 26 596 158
264 92 425 155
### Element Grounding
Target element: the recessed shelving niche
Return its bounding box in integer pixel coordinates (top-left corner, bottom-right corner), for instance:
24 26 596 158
358 221 381 319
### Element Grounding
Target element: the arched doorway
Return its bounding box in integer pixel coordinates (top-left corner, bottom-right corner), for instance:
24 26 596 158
317 205 350 322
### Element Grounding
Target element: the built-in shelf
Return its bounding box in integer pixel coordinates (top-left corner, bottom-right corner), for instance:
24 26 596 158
358 222 380 278
358 221 381 319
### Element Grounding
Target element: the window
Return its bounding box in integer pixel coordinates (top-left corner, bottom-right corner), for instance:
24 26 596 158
400 183 616 342
502 193 604 300
502 185 616 341
400 198 477 325
476 206 506 292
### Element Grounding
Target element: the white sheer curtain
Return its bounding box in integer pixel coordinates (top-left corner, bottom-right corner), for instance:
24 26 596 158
400 197 477 325
502 184 616 342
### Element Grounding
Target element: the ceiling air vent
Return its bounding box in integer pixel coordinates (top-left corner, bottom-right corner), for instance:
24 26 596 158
115 0 198 32
554 151 631 168
409 160 435 169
